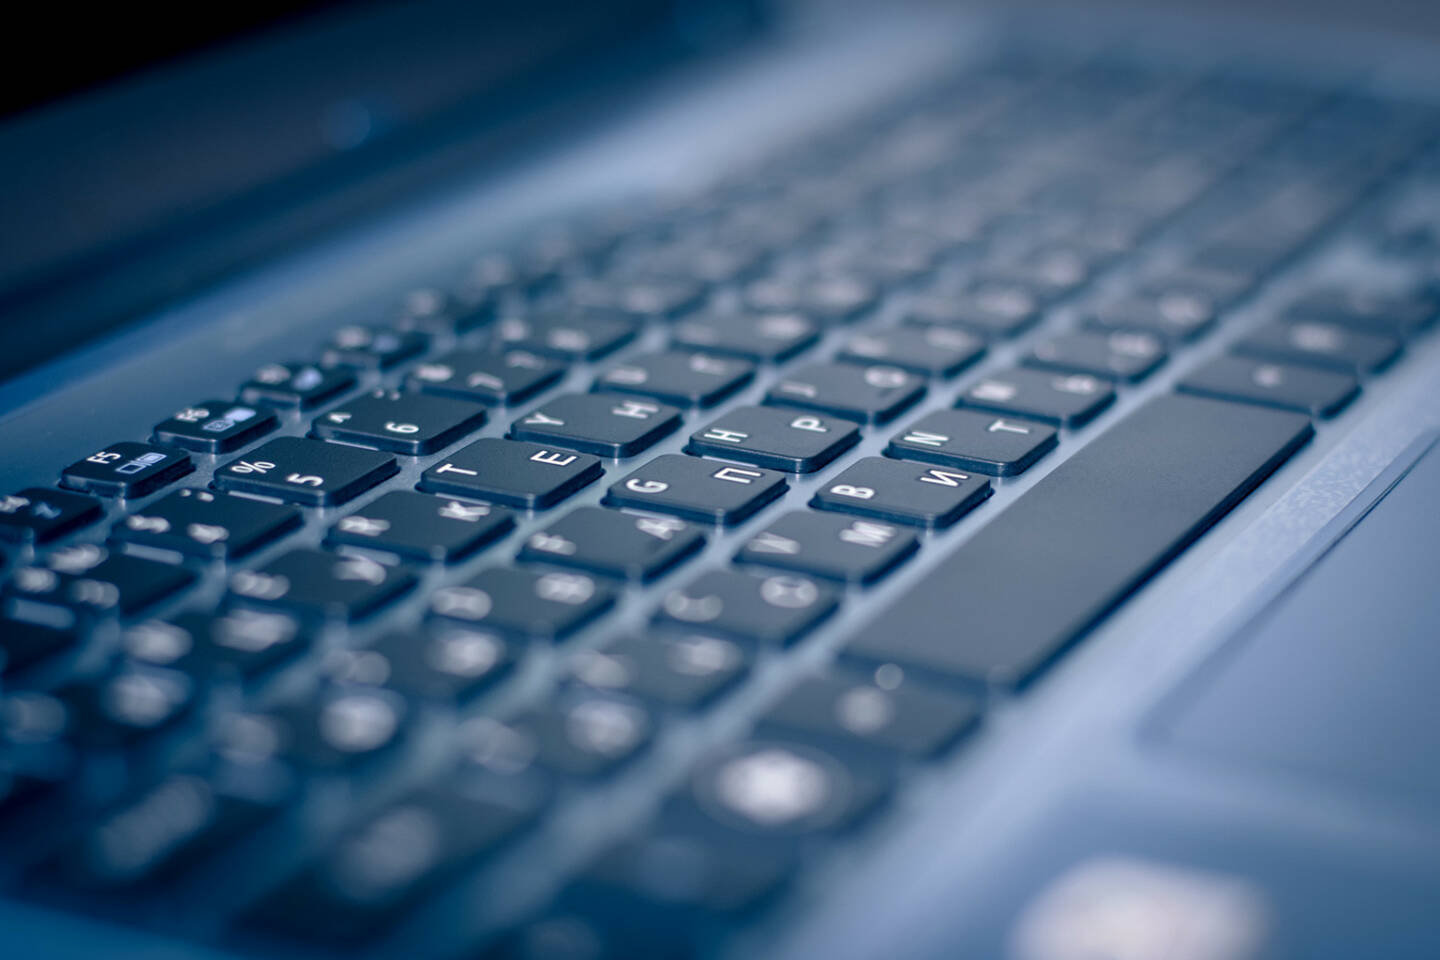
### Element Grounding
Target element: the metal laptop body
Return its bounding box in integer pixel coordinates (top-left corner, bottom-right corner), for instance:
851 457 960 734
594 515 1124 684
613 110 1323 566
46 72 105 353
1 2 1439 958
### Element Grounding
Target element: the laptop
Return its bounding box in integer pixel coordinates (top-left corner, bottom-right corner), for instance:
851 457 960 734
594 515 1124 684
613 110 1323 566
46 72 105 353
2 1 1439 957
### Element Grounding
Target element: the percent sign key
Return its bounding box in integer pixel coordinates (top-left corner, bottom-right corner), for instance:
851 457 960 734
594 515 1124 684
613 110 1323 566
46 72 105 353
216 437 398 506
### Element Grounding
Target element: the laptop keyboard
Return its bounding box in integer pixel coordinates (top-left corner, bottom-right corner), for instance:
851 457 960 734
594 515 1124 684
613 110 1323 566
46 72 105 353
3 53 1440 958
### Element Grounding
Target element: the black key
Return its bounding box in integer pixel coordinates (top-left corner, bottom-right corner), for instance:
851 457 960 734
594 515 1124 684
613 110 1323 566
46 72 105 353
312 390 487 454
757 674 979 758
906 287 1039 339
113 489 301 559
836 326 985 378
958 367 1115 427
671 313 820 362
1085 291 1215 342
519 691 654 777
327 491 513 563
261 687 408 770
1233 319 1401 375
495 312 637 361
215 437 398 506
810 457 991 529
518 506 704 581
655 569 836 645
407 348 564 405
56 775 277 889
687 405 859 473
887 409 1056 477
682 739 887 839
54 667 195 747
229 549 417 621
7 547 195 617
419 438 603 509
430 567 615 640
240 362 354 409
1 617 76 676
1283 288 1437 339
578 829 792 916
352 626 514 703
766 363 925 424
153 400 279 454
604 454 787 525
392 286 495 335
61 442 193 499
1138 267 1253 309
844 394 1313 687
569 634 750 709
743 274 878 323
510 393 682 458
245 778 540 942
594 351 755 408
0 488 102 544
1026 330 1167 382
1178 355 1358 418
735 511 917 585
124 609 307 679
320 324 427 370
567 276 706 319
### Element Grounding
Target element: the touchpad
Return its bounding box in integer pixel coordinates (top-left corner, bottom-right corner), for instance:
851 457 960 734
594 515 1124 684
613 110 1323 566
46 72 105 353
1156 435 1440 804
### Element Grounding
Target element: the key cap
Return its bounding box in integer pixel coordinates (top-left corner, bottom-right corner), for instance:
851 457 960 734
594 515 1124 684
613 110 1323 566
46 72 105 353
569 635 750 709
153 400 279 454
113 489 301 560
1139 267 1252 310
1 617 76 677
906 286 1039 339
844 393 1313 687
577 829 792 916
766 363 925 425
757 674 979 758
567 276 706 319
1283 288 1437 339
215 437 398 506
8 547 195 617
61 442 193 499
687 405 860 473
836 326 985 378
1084 291 1215 342
245 778 541 942
958 367 1114 427
327 491 513 562
655 569 836 645
430 567 615 640
407 348 564 405
320 324 427 370
240 362 354 409
887 409 1055 477
54 667 195 747
1178 355 1358 418
605 454 787 525
392 286 495 335
519 692 654 777
125 609 307 679
261 686 408 770
56 775 278 889
495 312 637 361
594 350 755 408
510 393 682 458
229 549 417 621
1233 319 1401 375
312 390 487 454
682 739 887 839
743 274 877 323
351 626 514 703
810 456 991 528
0 488 102 544
735 511 917 585
671 313 820 362
1026 330 1167 382
518 506 704 582
419 438 603 509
